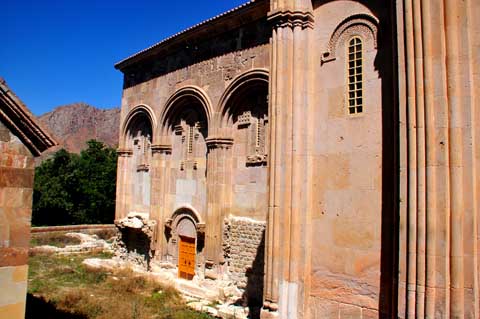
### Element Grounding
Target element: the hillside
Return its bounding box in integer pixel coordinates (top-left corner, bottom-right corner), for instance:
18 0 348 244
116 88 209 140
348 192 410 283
37 103 120 157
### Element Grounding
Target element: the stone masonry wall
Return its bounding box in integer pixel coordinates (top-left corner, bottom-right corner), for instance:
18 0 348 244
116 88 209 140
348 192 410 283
223 216 265 306
0 120 35 318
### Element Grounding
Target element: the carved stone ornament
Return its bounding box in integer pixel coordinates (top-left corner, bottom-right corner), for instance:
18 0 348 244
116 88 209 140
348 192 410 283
321 14 378 64
206 137 234 150
174 124 183 135
136 163 149 172
151 144 172 154
238 111 252 126
246 153 268 166
268 10 314 29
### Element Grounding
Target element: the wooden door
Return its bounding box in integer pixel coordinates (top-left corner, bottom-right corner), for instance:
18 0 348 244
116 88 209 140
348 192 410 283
178 236 195 280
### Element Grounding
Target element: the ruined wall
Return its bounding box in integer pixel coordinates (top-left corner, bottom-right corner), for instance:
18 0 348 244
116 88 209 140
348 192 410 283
0 120 35 318
223 216 265 304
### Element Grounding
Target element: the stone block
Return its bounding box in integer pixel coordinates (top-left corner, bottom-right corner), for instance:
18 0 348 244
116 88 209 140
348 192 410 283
339 303 361 319
0 302 25 319
361 308 378 319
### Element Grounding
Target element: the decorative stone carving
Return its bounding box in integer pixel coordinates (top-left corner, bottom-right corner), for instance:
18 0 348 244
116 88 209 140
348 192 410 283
321 14 378 64
237 111 268 166
136 163 149 172
174 124 183 135
246 154 268 166
206 137 234 150
267 10 314 30
237 111 252 126
151 144 172 155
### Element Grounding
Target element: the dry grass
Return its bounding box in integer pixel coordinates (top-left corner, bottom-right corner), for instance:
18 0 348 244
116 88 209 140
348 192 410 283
27 253 214 319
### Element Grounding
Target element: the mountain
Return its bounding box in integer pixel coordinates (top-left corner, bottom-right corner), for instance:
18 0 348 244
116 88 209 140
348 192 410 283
37 103 120 158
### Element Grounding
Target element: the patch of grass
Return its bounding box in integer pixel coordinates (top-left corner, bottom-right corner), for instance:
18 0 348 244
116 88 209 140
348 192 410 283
28 253 214 319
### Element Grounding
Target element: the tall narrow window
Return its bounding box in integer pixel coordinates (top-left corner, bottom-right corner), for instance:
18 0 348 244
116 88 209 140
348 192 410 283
347 37 363 114
188 125 194 154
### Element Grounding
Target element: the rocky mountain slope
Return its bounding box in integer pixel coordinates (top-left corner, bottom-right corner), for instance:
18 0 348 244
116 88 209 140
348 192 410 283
38 103 120 156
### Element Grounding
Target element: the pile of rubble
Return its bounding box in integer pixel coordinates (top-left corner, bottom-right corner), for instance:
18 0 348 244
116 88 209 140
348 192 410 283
113 212 157 270
30 232 112 255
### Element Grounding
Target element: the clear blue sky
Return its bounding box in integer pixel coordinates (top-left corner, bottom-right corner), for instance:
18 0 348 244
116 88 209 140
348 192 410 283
1 0 249 116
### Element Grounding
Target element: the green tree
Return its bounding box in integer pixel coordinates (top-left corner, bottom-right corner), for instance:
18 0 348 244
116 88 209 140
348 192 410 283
32 140 118 226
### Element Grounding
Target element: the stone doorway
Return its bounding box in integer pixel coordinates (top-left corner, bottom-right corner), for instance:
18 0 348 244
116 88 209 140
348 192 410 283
178 235 195 280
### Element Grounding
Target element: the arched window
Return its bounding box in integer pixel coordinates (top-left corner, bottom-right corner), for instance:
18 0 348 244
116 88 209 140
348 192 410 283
347 37 363 114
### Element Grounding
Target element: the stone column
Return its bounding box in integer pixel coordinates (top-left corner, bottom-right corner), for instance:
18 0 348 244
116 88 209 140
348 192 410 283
115 148 132 220
205 137 233 267
263 1 314 318
397 0 479 317
150 144 172 258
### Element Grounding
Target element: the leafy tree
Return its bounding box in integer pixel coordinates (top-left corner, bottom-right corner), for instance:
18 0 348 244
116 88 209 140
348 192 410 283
32 140 118 226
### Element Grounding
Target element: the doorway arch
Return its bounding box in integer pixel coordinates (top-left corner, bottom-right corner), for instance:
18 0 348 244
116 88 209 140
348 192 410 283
165 206 205 280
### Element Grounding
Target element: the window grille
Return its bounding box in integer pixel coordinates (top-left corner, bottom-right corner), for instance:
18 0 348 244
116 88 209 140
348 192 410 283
347 37 363 114
188 126 194 154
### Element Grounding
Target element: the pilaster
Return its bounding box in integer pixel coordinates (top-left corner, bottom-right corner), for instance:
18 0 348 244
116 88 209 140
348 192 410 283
205 137 234 265
115 148 133 220
150 144 172 257
263 2 314 318
397 0 479 317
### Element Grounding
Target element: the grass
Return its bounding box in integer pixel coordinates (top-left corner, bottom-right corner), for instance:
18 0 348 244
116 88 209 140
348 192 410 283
27 251 214 319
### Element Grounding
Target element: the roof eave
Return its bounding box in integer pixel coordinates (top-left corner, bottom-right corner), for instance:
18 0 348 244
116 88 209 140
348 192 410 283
0 78 57 156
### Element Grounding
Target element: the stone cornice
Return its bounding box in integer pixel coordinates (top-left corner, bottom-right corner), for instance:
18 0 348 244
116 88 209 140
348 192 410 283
267 10 314 29
151 144 172 154
205 137 234 150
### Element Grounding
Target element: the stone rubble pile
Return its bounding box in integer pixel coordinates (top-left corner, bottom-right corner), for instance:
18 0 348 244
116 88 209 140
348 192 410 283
113 212 157 270
30 232 112 255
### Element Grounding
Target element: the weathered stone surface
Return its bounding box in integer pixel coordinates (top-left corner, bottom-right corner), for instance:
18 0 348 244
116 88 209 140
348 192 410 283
113 213 157 269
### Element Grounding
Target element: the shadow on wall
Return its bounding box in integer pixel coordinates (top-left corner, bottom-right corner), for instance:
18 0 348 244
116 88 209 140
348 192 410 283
373 1 399 317
233 229 265 319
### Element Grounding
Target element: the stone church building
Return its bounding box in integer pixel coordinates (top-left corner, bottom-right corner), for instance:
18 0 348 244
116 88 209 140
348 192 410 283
114 0 479 318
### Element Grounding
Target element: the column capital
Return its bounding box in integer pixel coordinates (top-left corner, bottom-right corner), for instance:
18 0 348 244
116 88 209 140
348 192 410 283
151 144 172 154
117 148 133 157
205 137 234 150
267 9 314 29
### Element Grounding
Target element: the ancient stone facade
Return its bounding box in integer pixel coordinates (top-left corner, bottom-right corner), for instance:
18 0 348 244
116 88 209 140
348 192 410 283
114 0 479 318
0 78 56 318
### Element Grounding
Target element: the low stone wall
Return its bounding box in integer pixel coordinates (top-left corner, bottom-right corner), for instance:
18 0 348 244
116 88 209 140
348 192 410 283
223 216 265 307
31 224 115 233
31 224 116 240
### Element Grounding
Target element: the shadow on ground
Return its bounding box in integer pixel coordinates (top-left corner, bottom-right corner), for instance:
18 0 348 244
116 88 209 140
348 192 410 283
25 293 87 319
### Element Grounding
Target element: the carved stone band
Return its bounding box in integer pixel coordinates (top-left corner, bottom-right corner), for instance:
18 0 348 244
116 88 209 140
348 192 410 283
117 148 133 157
205 137 234 150
267 10 314 29
151 144 172 154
